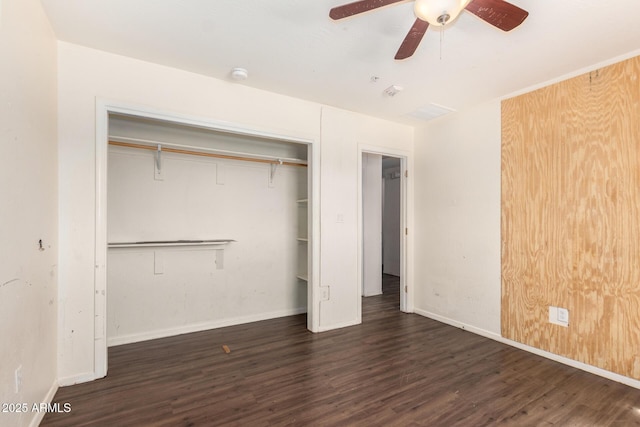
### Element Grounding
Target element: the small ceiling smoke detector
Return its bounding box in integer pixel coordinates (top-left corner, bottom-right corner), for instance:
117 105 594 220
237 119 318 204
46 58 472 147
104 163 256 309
383 85 403 97
230 67 248 81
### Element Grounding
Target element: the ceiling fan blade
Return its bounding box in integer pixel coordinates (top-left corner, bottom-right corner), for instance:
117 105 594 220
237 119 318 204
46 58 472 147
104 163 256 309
465 0 528 31
395 18 429 60
330 0 407 20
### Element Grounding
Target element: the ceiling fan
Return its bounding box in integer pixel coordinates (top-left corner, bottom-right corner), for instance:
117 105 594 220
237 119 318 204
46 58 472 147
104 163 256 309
329 0 529 60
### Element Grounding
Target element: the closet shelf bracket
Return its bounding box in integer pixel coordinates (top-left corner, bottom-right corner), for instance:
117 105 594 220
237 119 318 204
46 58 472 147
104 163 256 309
155 144 163 180
269 159 283 186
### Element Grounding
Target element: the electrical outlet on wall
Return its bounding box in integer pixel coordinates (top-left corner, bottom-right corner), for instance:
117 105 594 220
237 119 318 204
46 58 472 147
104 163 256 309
320 286 330 301
549 306 569 327
557 307 569 323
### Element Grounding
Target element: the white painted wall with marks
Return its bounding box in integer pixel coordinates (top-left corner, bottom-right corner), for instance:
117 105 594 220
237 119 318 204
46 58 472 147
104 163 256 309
107 145 307 345
413 101 502 335
56 42 414 383
0 0 58 426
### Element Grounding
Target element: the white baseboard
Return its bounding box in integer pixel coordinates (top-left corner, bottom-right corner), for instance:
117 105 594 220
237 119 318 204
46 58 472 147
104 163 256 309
413 308 640 390
28 380 59 427
107 307 307 347
362 291 383 297
57 371 99 387
317 318 360 332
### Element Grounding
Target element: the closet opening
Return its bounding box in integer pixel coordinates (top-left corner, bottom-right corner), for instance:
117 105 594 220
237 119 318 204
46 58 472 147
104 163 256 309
94 104 316 378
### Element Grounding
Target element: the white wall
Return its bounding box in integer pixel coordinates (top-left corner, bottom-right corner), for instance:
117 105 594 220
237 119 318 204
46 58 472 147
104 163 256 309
57 42 414 382
0 0 58 425
362 153 382 297
107 146 307 345
320 107 413 329
413 101 502 334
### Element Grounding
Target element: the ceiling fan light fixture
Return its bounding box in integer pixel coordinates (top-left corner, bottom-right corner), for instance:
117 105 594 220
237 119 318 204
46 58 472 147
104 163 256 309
414 0 470 26
330 0 529 60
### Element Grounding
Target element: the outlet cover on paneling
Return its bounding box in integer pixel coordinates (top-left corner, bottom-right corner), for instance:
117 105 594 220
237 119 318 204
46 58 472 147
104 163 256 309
549 306 568 327
557 307 569 323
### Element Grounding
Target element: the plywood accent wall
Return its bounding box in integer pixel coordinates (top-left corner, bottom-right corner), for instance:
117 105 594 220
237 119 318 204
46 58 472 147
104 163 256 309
502 55 640 380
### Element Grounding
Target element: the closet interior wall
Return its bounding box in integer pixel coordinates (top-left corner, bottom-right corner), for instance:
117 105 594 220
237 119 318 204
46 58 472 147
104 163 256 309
106 115 308 346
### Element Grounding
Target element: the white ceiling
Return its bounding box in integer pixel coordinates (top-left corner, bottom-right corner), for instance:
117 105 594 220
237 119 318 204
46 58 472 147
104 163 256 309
40 0 640 125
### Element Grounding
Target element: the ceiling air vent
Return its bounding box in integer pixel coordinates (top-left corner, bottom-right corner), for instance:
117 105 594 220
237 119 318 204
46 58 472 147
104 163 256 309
407 103 456 122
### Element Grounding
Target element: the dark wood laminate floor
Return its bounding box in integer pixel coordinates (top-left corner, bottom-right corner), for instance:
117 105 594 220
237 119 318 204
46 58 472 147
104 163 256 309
43 275 640 426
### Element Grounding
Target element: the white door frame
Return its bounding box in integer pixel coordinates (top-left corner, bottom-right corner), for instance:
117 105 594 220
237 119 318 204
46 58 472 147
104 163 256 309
94 99 319 379
357 144 412 322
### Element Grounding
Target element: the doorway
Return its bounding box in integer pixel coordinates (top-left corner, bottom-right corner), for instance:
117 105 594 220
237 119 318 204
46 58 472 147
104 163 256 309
360 150 407 320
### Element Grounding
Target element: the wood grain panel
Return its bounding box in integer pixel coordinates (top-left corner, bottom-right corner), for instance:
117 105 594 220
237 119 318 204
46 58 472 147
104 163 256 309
502 55 640 379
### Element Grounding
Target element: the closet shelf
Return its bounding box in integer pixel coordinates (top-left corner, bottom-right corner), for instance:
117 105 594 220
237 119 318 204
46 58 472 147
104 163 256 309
109 139 307 167
108 239 234 248
297 194 308 283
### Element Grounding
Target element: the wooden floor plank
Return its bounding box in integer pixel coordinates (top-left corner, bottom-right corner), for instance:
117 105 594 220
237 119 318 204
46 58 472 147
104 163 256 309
42 275 640 426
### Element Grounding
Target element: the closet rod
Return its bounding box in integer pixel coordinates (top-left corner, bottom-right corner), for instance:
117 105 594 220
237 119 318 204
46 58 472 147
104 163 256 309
108 140 308 168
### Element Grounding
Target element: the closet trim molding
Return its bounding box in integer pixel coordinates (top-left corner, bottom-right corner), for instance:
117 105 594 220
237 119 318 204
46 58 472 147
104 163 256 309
94 98 319 381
